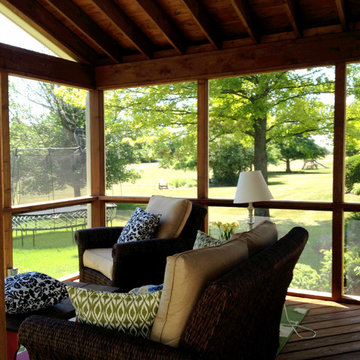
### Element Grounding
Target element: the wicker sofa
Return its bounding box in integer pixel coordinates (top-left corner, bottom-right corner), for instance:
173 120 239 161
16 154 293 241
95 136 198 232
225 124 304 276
77 201 207 291
19 226 308 360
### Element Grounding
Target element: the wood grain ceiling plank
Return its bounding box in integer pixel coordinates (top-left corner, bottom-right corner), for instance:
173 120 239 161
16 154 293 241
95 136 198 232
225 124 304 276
134 0 186 54
0 0 99 64
335 0 347 30
90 0 153 58
282 0 302 38
231 0 259 43
44 0 124 63
179 0 222 49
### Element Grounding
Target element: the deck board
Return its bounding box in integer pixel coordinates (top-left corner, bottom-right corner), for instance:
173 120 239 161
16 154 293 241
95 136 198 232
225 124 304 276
276 296 360 359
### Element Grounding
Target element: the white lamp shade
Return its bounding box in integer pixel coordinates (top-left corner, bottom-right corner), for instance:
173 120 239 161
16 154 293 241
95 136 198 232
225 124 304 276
234 170 273 204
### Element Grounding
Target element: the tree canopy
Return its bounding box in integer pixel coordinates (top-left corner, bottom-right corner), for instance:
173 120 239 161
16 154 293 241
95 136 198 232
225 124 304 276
9 66 339 203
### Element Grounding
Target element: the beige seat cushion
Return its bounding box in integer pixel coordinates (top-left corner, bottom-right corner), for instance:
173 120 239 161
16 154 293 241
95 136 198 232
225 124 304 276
83 248 113 280
230 220 278 256
150 236 249 347
146 196 192 238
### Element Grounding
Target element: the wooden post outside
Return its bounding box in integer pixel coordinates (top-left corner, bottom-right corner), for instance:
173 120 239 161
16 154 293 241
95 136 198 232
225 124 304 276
0 72 8 360
332 62 346 301
87 89 106 227
197 80 209 231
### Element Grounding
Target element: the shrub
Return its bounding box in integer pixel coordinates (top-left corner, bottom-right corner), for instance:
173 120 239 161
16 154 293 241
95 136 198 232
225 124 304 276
345 155 360 192
353 183 360 195
291 263 321 290
209 141 253 186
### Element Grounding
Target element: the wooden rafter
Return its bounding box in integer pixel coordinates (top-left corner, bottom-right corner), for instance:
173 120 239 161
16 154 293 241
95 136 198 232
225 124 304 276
44 0 124 63
0 0 99 64
231 0 259 43
90 0 153 59
134 0 186 55
335 0 347 31
283 0 302 38
179 0 222 49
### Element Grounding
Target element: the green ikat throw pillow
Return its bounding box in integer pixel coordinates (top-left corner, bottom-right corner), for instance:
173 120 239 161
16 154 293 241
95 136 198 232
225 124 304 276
66 286 162 338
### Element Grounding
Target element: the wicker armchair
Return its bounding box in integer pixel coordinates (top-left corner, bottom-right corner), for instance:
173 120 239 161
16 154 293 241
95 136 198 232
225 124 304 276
19 227 308 360
77 202 207 291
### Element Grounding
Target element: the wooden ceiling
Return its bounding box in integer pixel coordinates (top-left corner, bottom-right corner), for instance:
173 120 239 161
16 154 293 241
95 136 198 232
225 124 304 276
1 0 359 66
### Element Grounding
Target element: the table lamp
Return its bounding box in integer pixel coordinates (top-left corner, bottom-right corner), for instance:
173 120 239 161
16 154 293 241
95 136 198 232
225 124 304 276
234 170 273 230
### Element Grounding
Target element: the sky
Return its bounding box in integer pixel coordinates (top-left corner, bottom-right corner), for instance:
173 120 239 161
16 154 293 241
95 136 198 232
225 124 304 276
0 12 53 55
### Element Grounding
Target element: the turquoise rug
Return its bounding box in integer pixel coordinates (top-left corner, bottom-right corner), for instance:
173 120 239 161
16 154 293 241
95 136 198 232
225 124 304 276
277 306 309 354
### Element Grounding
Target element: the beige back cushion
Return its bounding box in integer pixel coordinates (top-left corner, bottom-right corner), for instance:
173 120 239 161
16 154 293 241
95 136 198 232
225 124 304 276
230 220 278 256
150 236 249 347
146 196 192 238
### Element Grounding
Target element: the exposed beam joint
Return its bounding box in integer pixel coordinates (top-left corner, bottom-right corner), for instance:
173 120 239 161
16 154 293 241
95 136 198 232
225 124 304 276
44 0 123 63
0 0 98 64
282 0 302 38
335 0 347 31
90 0 153 59
179 0 222 49
0 43 95 89
231 0 259 43
134 0 186 55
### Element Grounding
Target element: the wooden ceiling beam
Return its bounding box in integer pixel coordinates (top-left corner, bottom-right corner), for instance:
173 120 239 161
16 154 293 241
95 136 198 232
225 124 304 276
335 0 347 31
44 0 123 63
134 0 186 54
0 0 99 64
179 0 222 49
96 31 360 89
90 0 152 59
231 0 259 43
283 0 302 38
0 43 95 88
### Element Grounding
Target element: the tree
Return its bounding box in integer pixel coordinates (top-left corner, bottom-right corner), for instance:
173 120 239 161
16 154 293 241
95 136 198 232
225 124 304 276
276 136 328 173
209 70 334 181
9 79 140 202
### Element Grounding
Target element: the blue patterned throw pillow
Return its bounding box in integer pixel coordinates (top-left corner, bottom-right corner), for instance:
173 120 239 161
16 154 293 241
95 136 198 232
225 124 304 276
5 271 68 314
117 207 161 243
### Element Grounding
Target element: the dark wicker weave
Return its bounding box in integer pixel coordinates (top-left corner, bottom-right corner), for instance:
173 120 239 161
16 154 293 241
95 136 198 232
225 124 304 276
19 226 308 360
77 203 207 291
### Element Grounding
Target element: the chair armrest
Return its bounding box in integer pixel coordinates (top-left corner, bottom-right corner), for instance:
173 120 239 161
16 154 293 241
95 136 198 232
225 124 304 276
112 236 195 291
75 227 124 250
18 316 194 360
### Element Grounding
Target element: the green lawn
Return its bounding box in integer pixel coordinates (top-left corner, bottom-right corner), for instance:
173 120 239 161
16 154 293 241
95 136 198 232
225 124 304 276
12 155 360 294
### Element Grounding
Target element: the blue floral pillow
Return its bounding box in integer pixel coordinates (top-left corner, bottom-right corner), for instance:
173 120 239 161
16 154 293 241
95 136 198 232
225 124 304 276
117 207 161 243
5 271 68 314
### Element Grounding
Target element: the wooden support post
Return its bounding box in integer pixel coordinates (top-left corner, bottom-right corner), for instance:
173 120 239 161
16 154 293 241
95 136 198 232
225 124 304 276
0 72 8 360
87 89 105 227
332 62 346 301
197 80 209 231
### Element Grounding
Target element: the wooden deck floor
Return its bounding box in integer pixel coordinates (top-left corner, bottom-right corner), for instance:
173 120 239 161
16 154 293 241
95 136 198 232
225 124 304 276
276 296 360 359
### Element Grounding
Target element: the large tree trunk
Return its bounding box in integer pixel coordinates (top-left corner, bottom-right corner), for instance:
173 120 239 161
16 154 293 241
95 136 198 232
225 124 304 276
253 116 270 217
286 159 291 173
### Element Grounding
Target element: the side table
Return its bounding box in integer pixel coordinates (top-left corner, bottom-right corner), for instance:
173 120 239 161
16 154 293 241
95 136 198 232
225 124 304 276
6 281 120 360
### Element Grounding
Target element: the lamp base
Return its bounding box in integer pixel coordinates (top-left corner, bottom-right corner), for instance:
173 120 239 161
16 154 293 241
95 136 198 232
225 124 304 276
247 202 254 230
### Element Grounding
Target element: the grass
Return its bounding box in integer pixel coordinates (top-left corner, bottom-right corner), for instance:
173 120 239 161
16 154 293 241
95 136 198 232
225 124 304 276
12 155 360 287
